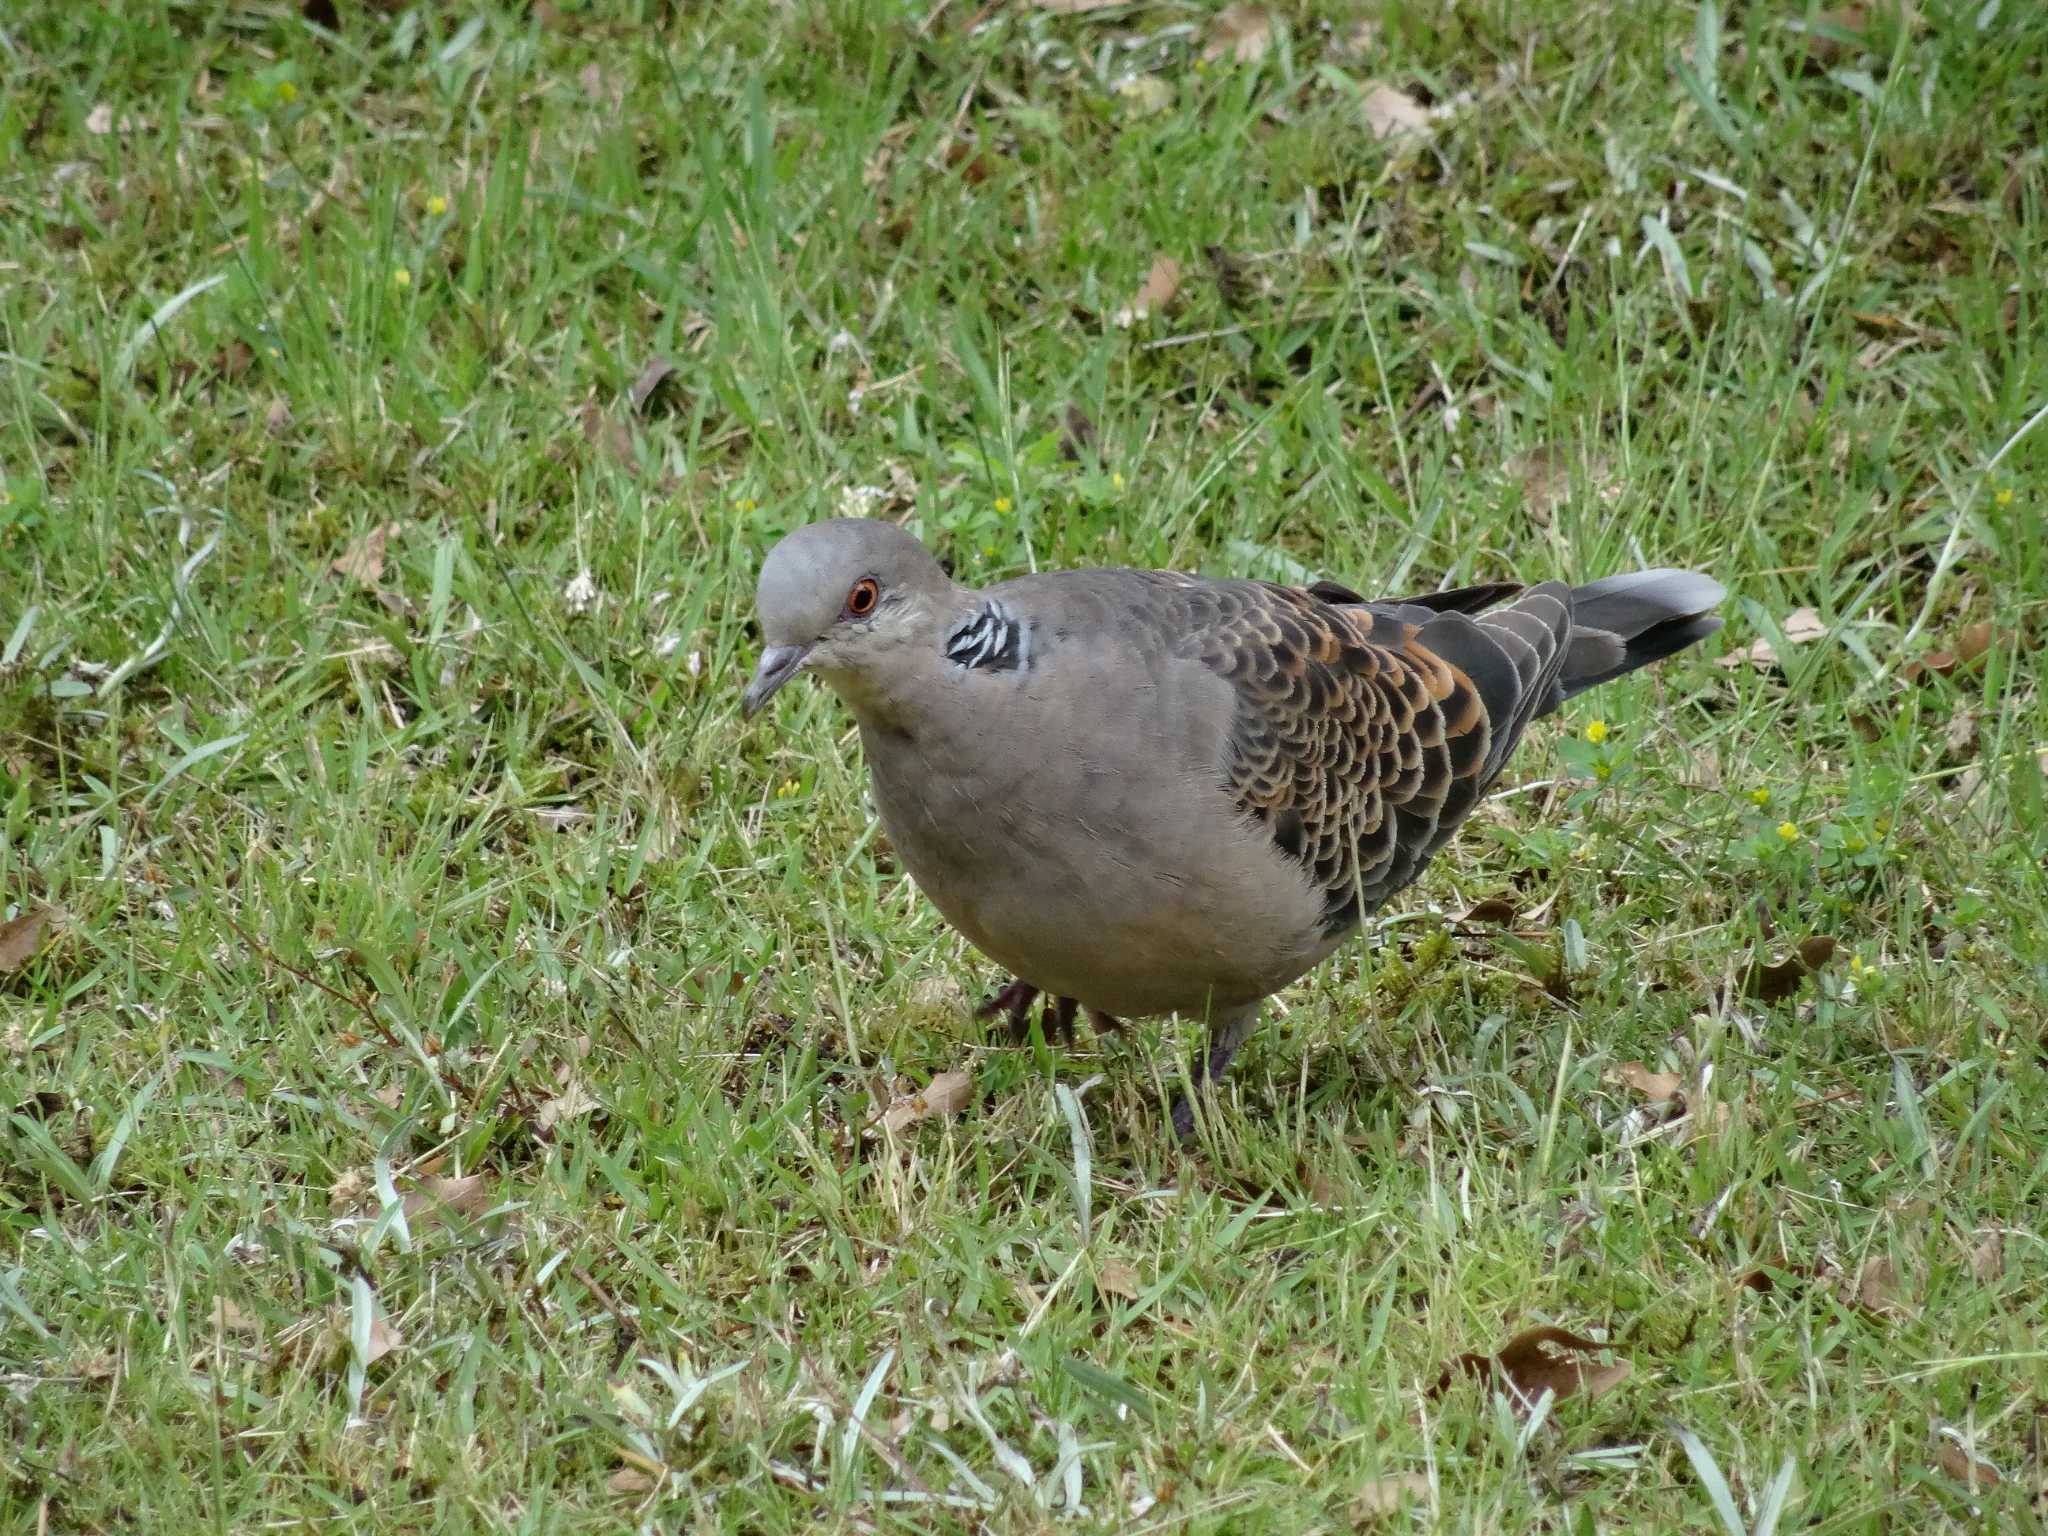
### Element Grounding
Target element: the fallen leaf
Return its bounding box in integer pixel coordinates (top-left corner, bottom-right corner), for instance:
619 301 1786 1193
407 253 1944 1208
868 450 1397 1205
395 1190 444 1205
1360 83 1431 141
401 1173 492 1228
1847 1255 1911 1317
1797 6 1869 64
211 1296 261 1336
1458 896 1518 927
363 1311 403 1365
0 906 53 973
627 358 681 415
606 1466 658 1495
1502 445 1612 526
1782 607 1826 644
1059 404 1099 462
1610 1061 1684 1101
1934 1439 2003 1489
330 522 401 588
1968 1228 2005 1281
1736 1268 1775 1294
1202 3 1272 64
264 396 293 434
1718 636 1780 670
1903 621 2001 682
1114 255 1181 327
1434 1325 1631 1411
537 1080 599 1133
1353 1471 1430 1517
880 1068 973 1132
577 401 637 470
1741 936 1836 1003
1095 1258 1141 1301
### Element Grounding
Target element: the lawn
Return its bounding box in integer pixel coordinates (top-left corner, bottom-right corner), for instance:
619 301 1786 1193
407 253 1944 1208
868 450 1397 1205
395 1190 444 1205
3 0 2045 1529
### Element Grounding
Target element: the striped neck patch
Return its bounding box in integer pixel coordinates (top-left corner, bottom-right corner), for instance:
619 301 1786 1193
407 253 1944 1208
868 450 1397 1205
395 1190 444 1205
944 601 1028 672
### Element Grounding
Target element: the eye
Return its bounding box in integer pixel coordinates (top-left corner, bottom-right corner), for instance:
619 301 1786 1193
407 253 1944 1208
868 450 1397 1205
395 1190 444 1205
844 577 880 618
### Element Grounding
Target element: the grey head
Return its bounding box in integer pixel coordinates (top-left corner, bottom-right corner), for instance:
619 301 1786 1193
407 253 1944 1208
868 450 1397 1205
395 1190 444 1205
741 518 956 719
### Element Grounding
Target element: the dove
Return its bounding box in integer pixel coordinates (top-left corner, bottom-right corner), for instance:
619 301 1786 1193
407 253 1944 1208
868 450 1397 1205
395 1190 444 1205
743 519 1722 1135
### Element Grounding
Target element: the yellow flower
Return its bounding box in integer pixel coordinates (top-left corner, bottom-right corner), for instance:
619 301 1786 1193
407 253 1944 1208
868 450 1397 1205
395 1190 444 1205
1749 786 1771 806
1777 821 1799 842
1994 487 2015 507
740 497 758 513
427 193 448 216
1584 719 1608 745
1111 472 1125 491
276 80 298 105
391 267 412 288
994 496 1013 515
1849 953 1867 976
775 779 798 799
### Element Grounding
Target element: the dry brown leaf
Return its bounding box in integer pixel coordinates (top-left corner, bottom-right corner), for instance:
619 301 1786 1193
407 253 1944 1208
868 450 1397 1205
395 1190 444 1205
402 1173 492 1228
1202 3 1273 64
1114 256 1181 327
264 396 293 434
1934 1440 2003 1489
880 1068 973 1132
1741 936 1836 1003
363 1311 404 1365
1718 636 1779 670
1968 1229 2005 1281
1095 1258 1141 1301
1782 607 1826 644
1458 896 1518 926
211 1296 261 1336
331 522 401 588
577 401 637 469
537 1079 599 1133
1353 1471 1430 1517
1800 6 1869 63
1847 1255 1912 1317
1503 446 1612 526
1611 1061 1684 1101
1434 1325 1631 1411
627 358 680 415
1360 83 1431 141
0 906 53 973
607 1467 658 1495
1903 621 2001 682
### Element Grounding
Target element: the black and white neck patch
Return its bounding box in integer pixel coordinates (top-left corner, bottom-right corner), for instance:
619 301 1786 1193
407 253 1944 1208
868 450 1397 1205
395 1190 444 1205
944 600 1029 673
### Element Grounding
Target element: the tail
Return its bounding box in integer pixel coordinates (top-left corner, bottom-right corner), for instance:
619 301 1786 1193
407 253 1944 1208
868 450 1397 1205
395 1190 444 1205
1555 569 1725 701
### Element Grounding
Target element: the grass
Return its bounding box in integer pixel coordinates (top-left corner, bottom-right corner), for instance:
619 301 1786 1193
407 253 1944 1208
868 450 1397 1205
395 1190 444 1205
2 0 2045 1528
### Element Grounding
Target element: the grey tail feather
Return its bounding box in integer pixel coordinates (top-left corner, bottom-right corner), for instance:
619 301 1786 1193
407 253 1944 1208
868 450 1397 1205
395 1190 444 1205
1556 568 1725 702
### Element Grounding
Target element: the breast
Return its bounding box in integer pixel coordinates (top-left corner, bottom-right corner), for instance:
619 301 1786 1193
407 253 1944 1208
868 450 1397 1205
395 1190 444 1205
857 643 1331 1019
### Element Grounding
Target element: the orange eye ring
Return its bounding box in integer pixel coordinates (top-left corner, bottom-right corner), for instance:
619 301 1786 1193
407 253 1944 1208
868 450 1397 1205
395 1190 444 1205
845 577 880 618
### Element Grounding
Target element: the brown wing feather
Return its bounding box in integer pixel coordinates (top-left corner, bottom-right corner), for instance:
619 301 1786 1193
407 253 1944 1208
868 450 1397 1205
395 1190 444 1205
1148 576 1570 933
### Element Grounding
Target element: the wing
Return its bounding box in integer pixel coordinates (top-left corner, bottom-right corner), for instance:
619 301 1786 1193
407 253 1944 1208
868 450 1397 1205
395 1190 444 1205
1163 577 1574 934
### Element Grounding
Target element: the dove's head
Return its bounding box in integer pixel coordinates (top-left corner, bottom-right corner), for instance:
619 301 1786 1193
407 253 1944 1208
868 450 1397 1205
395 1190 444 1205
742 518 955 719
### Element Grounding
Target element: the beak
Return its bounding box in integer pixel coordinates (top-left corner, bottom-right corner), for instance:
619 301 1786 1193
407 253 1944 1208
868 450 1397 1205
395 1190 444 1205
741 643 812 719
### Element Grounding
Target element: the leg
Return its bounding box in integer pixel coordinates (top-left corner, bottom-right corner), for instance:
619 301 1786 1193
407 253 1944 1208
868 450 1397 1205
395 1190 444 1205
1169 1002 1262 1139
978 979 1118 1047
975 978 1040 1043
